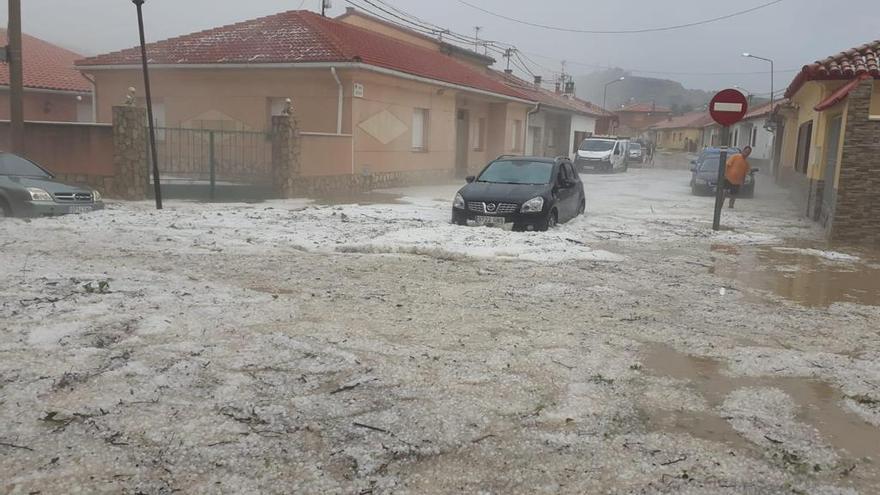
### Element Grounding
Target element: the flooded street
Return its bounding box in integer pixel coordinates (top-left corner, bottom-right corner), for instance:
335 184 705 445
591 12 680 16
711 242 880 307
3 158 879 494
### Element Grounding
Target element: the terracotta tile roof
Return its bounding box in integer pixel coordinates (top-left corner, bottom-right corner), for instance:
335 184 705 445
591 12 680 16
0 29 90 92
617 102 672 113
650 112 711 130
785 39 880 98
485 71 609 117
76 10 529 101
743 99 787 120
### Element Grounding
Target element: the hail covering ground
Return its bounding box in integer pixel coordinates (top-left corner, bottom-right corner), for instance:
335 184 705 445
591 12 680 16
1 154 879 493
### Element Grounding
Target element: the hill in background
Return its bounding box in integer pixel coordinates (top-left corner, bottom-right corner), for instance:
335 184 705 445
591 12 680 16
575 69 715 114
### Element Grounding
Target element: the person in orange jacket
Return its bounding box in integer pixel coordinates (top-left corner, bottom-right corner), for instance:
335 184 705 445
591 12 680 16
724 146 752 209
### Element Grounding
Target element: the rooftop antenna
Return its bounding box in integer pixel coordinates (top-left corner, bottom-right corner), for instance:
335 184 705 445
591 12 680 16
474 26 482 52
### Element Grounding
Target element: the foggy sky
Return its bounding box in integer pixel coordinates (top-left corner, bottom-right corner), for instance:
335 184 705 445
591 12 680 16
4 0 878 94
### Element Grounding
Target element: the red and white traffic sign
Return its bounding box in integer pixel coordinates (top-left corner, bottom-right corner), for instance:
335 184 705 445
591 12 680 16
709 89 749 127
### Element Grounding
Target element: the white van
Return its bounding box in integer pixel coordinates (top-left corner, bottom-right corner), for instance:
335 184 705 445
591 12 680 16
574 136 630 173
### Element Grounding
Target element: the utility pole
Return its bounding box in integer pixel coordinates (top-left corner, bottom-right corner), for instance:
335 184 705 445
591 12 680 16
132 0 163 209
503 48 514 72
473 26 481 52
321 0 330 17
8 0 24 154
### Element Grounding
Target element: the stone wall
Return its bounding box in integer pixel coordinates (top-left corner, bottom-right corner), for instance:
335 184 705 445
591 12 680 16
832 80 880 244
111 106 148 200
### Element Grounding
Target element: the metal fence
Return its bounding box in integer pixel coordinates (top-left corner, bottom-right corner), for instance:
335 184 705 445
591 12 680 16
148 126 274 199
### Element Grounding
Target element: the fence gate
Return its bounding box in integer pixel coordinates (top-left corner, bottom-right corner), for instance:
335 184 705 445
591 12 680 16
147 127 274 200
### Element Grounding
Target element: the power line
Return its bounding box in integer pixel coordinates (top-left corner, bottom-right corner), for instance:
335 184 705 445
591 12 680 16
454 0 785 34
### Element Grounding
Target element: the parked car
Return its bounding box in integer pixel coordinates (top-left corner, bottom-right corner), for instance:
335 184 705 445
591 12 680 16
689 147 756 198
628 142 643 163
452 155 585 231
0 152 104 218
574 136 630 173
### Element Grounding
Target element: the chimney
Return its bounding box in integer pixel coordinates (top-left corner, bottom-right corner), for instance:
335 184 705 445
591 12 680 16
533 75 542 88
504 68 513 75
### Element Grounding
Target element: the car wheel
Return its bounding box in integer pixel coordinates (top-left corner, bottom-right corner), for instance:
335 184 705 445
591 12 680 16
539 209 558 231
578 199 586 216
0 199 11 218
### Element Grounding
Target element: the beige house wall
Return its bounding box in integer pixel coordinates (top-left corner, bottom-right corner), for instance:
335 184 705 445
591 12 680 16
657 127 701 150
0 89 91 123
84 66 528 177
779 80 848 181
86 68 348 134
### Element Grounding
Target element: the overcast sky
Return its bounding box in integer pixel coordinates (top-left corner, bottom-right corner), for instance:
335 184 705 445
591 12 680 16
3 0 878 93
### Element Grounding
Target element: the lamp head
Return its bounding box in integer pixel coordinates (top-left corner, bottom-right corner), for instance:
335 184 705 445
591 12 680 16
742 52 751 58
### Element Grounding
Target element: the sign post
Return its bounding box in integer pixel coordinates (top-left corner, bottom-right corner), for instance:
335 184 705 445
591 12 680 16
708 89 749 231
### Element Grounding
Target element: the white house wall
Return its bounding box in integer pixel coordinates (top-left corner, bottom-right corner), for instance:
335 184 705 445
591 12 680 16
569 114 597 158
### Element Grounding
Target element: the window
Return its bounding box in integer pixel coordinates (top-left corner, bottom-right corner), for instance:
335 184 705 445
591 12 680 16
412 108 428 150
472 118 485 151
795 120 813 174
269 97 289 118
511 119 522 151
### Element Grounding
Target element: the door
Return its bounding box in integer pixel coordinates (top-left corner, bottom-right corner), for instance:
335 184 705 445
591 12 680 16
527 126 541 156
555 162 578 220
455 110 469 178
822 115 843 223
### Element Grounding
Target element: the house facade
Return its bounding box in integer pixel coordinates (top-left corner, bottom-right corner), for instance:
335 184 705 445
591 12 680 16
614 102 673 138
76 10 534 191
1 29 93 122
777 40 880 243
650 112 710 152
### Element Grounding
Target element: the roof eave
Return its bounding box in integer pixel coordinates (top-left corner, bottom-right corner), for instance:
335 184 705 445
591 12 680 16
76 61 535 105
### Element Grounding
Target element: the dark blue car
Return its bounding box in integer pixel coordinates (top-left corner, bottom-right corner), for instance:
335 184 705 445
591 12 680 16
689 147 756 198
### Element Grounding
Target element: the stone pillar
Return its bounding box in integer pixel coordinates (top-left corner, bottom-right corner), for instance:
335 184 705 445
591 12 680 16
271 112 301 198
111 105 148 200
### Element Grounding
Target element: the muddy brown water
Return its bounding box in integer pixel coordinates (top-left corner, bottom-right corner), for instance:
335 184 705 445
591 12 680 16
641 344 880 462
710 243 880 307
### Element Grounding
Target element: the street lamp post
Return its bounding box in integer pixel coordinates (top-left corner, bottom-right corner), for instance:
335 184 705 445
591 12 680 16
133 0 163 209
734 85 754 106
742 52 776 175
603 76 625 112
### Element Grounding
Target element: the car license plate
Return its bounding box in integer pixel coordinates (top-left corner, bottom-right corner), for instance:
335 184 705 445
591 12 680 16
474 215 506 226
68 206 93 214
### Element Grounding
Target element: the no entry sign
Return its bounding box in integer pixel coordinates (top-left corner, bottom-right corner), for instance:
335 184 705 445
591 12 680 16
709 89 749 127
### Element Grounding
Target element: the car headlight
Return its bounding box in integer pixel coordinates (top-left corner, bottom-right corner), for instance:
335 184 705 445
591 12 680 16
92 190 102 201
453 193 465 210
521 196 544 213
26 188 53 201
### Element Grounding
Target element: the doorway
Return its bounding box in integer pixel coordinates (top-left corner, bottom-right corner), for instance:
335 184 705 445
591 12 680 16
821 114 843 225
455 109 469 177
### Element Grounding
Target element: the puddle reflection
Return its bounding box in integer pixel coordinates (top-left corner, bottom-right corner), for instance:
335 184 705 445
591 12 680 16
710 242 880 307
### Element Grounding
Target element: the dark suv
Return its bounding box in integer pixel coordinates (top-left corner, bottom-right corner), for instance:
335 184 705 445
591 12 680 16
451 156 585 231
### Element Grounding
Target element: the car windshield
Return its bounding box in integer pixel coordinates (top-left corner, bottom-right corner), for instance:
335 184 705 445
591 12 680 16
580 139 615 152
0 153 50 177
699 156 722 171
477 160 554 184
630 144 641 150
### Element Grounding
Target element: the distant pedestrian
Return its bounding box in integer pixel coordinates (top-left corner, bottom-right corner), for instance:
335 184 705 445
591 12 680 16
724 146 752 209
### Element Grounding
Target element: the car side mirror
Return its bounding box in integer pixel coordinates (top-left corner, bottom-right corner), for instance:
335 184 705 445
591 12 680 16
465 175 475 183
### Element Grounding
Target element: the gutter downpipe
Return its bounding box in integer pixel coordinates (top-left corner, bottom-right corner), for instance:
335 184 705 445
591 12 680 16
330 67 343 135
81 73 98 122
526 102 540 156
